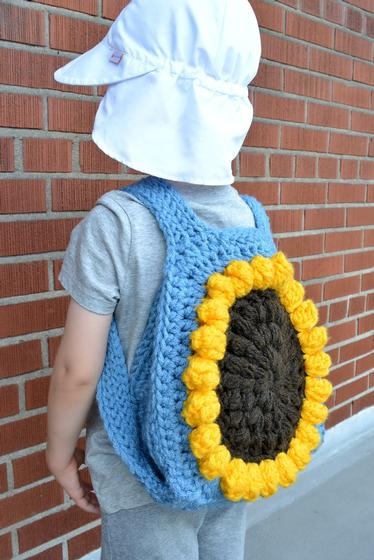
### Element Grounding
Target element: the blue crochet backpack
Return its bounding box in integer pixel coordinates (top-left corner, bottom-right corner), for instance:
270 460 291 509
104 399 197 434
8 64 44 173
96 176 332 510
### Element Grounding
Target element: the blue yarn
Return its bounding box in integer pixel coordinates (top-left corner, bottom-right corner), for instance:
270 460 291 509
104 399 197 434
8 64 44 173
96 176 324 510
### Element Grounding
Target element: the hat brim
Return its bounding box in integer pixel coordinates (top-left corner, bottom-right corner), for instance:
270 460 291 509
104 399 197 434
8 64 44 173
54 38 159 86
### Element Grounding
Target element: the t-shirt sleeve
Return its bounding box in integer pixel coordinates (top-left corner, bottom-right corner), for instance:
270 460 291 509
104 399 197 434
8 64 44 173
58 194 131 315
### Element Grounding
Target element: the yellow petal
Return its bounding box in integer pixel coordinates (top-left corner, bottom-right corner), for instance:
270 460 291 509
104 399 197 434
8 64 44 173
295 419 321 451
277 279 305 313
190 325 226 360
250 255 274 289
220 458 248 501
182 356 220 391
199 445 231 480
224 260 254 297
206 273 236 306
301 399 328 424
196 298 230 333
297 326 328 354
287 438 311 470
305 377 333 403
274 452 298 487
290 299 319 332
259 459 280 497
243 463 263 501
271 252 294 288
304 351 332 378
189 423 221 459
182 391 220 427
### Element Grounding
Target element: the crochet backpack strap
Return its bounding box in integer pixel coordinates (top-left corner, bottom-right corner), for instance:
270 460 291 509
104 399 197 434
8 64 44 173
240 194 275 247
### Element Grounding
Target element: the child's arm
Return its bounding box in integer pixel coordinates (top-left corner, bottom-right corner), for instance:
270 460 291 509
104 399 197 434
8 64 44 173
46 298 112 514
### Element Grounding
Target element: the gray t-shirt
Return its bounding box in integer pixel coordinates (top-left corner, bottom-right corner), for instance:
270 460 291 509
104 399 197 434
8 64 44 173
58 178 255 513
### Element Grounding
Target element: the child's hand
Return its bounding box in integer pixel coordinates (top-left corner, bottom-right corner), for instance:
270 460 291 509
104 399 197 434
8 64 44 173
48 447 100 515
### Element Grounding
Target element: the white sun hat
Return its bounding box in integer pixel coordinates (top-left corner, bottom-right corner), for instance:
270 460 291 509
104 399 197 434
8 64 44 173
54 0 261 185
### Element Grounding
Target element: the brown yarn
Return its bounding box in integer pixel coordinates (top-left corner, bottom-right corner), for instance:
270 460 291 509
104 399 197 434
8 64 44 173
216 288 305 463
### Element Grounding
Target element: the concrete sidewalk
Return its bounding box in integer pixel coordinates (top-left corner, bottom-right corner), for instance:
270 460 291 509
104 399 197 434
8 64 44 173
245 407 374 560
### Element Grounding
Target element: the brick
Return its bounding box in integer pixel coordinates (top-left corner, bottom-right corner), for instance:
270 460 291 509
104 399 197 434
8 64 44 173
360 160 374 180
48 98 98 134
295 156 316 178
302 255 343 280
335 29 372 61
23 138 72 173
0 385 19 418
13 450 50 488
269 154 293 177
267 209 303 233
329 362 355 387
325 230 362 252
68 525 101 560
367 15 374 38
353 110 374 134
304 207 345 230
0 462 7 493
261 34 308 69
368 185 374 202
348 295 366 317
356 353 374 376
18 505 99 552
48 335 63 368
79 140 122 173
278 0 297 6
0 533 12 560
250 0 284 32
340 158 358 179
0 480 63 530
277 234 324 258
0 413 46 456
0 138 14 172
28 544 63 560
340 334 373 363
286 12 334 48
0 340 43 379
345 250 374 273
280 181 325 204
328 183 366 203
281 126 329 152
307 102 349 130
103 0 130 20
304 282 323 303
0 261 49 298
0 93 43 130
324 275 361 300
0 179 46 213
310 48 353 80
284 69 331 101
318 157 338 179
49 14 108 54
329 320 357 347
239 152 266 177
37 0 97 15
362 270 374 291
325 404 351 429
53 260 64 291
352 391 374 415
329 300 348 323
301 0 321 16
252 62 283 91
0 49 92 95
235 182 279 205
353 60 374 86
243 122 280 148
52 178 124 211
254 92 305 123
0 4 45 46
358 314 374 335
329 133 368 157
0 217 79 256
324 0 345 25
370 138 374 158
332 82 371 109
335 376 368 405
366 293 374 313
0 296 69 338
346 7 364 32
347 207 374 227
25 375 50 410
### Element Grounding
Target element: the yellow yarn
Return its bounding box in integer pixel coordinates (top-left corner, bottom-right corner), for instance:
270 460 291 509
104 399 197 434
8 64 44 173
305 377 333 403
297 326 328 354
243 463 263 501
206 273 236 306
271 252 294 288
287 438 311 470
196 298 230 333
182 356 220 391
189 423 221 459
304 350 332 378
182 390 220 427
259 459 280 497
190 325 226 360
223 260 254 298
274 452 298 487
301 399 328 424
220 458 249 501
251 255 274 289
290 299 319 331
277 279 305 313
295 419 321 450
199 445 231 480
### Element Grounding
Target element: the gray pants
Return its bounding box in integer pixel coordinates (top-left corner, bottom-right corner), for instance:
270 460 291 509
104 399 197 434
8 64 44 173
101 501 249 560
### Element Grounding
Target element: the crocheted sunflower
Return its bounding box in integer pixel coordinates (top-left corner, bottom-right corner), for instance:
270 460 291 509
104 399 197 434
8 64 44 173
181 251 332 502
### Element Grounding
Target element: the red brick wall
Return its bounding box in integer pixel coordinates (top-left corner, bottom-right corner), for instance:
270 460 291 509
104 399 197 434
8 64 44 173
0 0 373 558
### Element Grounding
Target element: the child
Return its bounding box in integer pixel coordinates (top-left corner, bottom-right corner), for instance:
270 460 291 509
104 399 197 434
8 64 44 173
47 1 278 558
